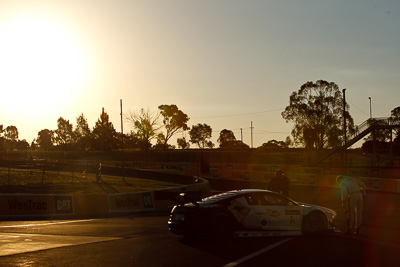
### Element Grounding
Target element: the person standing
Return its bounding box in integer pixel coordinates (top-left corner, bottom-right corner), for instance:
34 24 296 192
267 169 290 197
336 175 367 235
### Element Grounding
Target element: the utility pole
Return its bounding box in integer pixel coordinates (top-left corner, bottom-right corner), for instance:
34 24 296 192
369 97 377 166
240 128 243 142
120 99 125 181
101 107 105 151
250 121 254 148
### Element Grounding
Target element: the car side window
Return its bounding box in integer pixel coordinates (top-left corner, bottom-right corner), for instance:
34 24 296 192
245 194 258 205
263 193 294 206
263 194 279 205
244 193 262 206
245 192 297 207
245 193 275 206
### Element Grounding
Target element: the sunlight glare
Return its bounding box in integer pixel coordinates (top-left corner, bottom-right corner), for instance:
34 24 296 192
0 14 88 117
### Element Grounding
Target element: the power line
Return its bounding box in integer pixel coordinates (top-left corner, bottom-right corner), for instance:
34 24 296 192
347 97 369 117
255 130 290 134
193 108 283 119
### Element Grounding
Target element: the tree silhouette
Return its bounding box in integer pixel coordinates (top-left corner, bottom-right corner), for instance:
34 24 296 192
217 129 248 149
92 110 117 151
126 108 161 149
189 123 214 148
260 139 289 149
390 106 400 139
37 129 54 150
75 113 92 150
282 80 354 149
54 117 74 146
158 104 189 148
4 125 19 150
177 137 190 149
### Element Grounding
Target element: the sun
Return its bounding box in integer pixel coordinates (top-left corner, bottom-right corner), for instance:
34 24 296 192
0 13 88 118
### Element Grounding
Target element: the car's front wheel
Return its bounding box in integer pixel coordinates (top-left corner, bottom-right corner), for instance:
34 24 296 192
302 211 327 234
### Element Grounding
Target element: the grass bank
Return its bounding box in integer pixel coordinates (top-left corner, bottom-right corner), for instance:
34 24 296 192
0 167 186 195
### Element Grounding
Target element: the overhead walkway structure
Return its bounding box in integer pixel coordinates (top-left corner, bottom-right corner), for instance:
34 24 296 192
315 117 400 165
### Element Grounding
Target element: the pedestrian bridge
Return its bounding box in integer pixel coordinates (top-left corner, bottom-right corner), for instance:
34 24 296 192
315 117 400 164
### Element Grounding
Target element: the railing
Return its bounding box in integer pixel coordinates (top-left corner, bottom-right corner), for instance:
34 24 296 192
314 117 400 165
348 117 399 141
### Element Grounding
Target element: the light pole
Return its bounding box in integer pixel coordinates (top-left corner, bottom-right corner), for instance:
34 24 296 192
343 88 347 166
343 89 347 147
369 97 372 119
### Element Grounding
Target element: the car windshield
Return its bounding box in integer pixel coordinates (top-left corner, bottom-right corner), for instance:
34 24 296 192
201 191 238 203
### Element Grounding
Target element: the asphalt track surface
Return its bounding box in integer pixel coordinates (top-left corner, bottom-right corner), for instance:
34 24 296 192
1 186 399 267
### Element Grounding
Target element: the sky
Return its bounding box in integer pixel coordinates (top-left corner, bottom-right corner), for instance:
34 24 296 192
0 0 399 148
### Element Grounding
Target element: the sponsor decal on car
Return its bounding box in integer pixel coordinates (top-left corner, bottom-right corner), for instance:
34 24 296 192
285 210 300 215
228 200 251 222
265 209 280 218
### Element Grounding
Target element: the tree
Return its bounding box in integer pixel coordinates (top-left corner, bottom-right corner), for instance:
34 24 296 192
0 125 4 151
75 113 92 150
92 110 117 151
285 136 292 148
155 133 175 149
189 123 214 148
259 139 288 149
4 125 19 141
282 80 354 149
217 129 236 146
54 117 74 146
390 106 400 139
158 104 189 148
4 126 19 150
123 131 142 149
126 108 161 149
16 140 29 150
37 129 54 150
217 129 248 149
177 137 190 149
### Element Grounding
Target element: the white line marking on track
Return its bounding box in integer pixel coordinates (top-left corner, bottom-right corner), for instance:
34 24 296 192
0 219 94 228
0 232 121 257
222 237 294 267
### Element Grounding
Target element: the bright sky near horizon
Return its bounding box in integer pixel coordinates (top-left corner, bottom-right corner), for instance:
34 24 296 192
0 0 399 148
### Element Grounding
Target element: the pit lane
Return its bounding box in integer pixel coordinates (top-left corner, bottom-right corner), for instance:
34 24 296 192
1 186 400 266
1 216 399 267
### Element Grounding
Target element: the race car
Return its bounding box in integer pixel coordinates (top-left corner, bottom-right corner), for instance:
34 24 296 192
168 189 336 238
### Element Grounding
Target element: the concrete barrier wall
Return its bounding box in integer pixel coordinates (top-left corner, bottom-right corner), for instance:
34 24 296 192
108 191 154 212
0 177 210 218
153 179 211 209
0 194 74 217
207 162 400 194
2 170 398 219
73 193 109 216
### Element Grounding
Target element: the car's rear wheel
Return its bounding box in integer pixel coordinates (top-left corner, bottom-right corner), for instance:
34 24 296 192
212 213 234 239
302 211 327 234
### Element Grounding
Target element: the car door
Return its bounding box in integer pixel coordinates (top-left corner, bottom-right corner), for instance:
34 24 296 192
263 193 302 231
241 192 287 230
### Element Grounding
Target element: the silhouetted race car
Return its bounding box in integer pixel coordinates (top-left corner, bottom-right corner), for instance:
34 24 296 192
168 189 336 238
